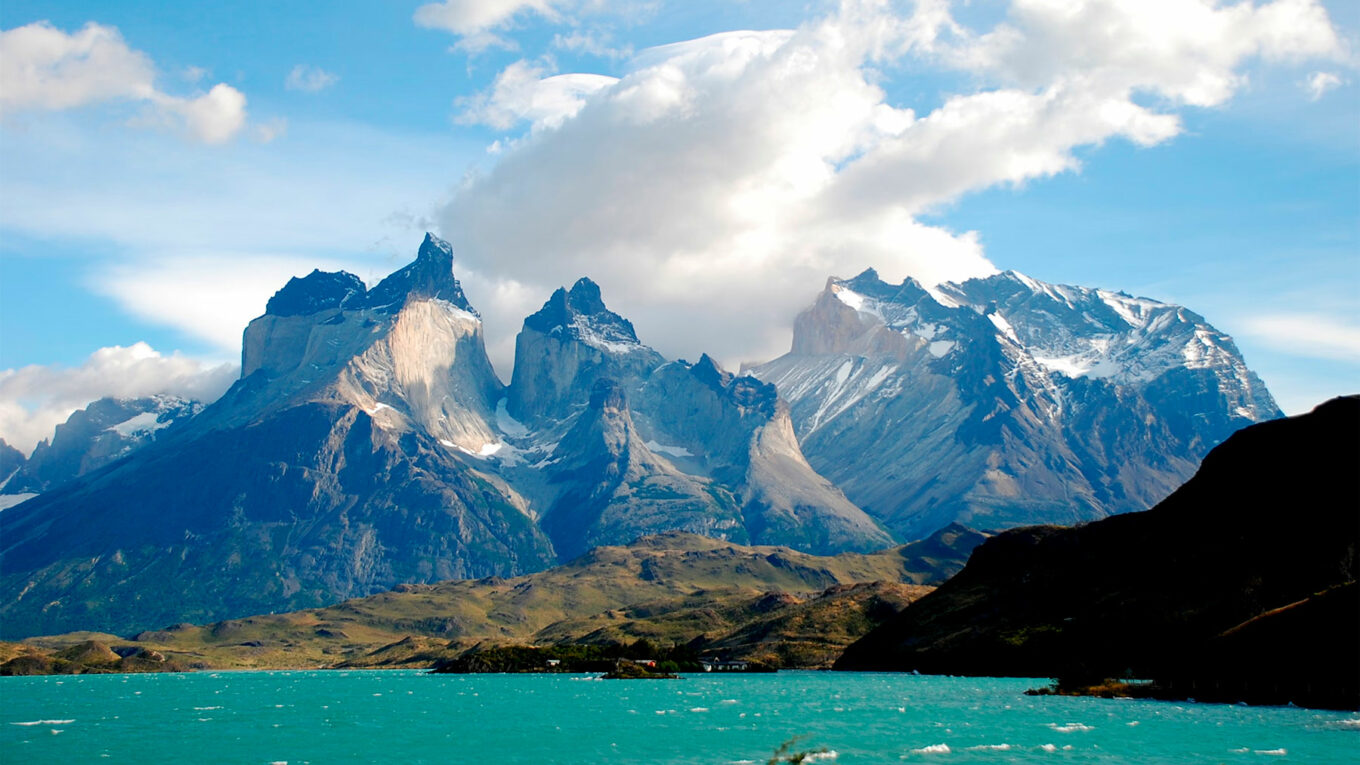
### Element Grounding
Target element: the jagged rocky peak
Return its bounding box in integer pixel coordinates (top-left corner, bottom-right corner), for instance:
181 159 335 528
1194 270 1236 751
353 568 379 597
524 277 644 349
366 233 477 315
0 438 26 481
751 264 1283 541
508 278 665 423
265 269 367 317
838 268 927 302
5 395 202 494
241 233 490 384
788 270 947 359
687 354 777 417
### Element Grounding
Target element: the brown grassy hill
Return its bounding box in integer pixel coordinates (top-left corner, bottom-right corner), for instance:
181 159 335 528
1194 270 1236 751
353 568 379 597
4 527 977 674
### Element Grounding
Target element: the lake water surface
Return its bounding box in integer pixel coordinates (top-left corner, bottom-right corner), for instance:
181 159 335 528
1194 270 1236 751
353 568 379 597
3 670 1356 763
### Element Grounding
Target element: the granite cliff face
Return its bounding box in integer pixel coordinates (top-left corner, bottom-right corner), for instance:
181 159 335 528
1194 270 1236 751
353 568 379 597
0 439 26 480
635 356 892 553
0 235 556 638
507 278 665 424
538 379 744 559
0 440 29 511
500 285 894 556
749 269 1281 539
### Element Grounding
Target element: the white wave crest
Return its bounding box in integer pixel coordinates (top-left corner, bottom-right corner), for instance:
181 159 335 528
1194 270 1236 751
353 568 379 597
1047 722 1094 733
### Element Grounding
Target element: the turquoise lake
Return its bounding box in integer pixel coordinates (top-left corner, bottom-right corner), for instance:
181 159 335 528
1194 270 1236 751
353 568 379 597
2 670 1356 763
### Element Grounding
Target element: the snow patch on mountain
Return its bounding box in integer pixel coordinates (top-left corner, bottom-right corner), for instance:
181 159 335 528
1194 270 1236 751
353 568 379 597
0 493 37 511
495 398 530 437
644 440 694 458
928 341 955 358
106 411 173 438
569 322 648 354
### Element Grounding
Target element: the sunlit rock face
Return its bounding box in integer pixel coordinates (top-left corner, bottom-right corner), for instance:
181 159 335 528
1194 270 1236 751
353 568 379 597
507 277 665 426
749 269 1281 539
0 234 556 639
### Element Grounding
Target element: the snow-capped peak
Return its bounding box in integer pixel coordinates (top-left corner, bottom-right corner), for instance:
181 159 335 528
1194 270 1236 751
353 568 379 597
524 277 650 353
807 267 1278 419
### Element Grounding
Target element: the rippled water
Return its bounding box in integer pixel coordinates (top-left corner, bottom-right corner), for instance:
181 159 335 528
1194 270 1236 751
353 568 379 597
3 670 1356 763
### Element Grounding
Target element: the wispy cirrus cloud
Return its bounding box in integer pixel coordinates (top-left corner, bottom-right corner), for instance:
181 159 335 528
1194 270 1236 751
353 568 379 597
1240 313 1360 362
413 0 640 53
414 0 562 52
1304 70 1343 100
285 64 339 93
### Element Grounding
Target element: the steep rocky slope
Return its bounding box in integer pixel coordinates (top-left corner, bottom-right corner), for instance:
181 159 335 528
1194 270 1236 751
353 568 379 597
0 439 26 483
750 269 1281 538
0 440 30 511
0 235 556 639
1 235 1287 641
500 281 893 555
538 379 744 559
835 396 1358 708
3 395 202 497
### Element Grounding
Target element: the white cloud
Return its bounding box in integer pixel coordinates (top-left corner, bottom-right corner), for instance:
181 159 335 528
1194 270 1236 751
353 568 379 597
285 64 339 93
946 0 1345 107
0 21 155 109
92 251 375 354
1240 313 1360 362
414 0 561 36
430 0 1347 371
0 21 249 143
414 0 629 53
252 116 288 143
1305 70 1342 99
457 59 616 130
0 114 460 262
552 29 633 60
151 82 248 144
0 343 238 454
0 113 466 367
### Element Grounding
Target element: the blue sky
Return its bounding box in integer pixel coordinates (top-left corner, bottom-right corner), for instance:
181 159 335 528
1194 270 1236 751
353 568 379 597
0 0 1356 450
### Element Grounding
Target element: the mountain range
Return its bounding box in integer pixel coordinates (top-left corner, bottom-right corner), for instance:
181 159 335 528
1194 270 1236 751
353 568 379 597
749 269 1280 538
0 234 1279 638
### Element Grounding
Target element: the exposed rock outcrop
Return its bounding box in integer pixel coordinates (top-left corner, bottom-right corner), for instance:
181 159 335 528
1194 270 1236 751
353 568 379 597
750 269 1281 538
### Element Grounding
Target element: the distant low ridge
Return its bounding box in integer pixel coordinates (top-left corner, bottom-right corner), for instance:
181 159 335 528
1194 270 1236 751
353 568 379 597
2 529 981 674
